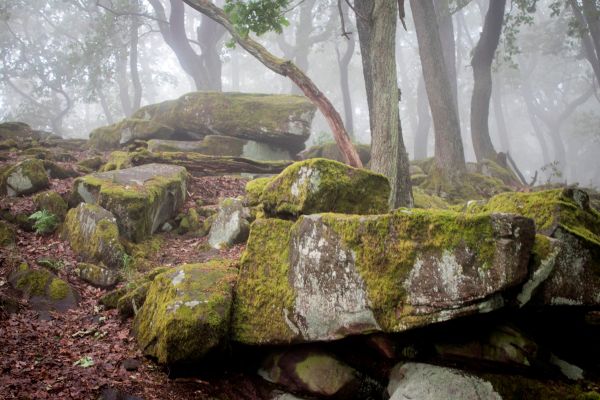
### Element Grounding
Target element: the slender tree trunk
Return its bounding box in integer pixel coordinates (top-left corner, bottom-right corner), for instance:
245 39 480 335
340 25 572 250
492 73 510 153
470 0 505 162
130 16 142 111
231 49 240 91
413 75 432 160
98 90 114 125
182 0 362 167
356 0 413 207
116 49 132 116
570 0 600 84
197 13 226 91
335 2 356 138
435 0 459 112
410 0 465 173
582 0 600 61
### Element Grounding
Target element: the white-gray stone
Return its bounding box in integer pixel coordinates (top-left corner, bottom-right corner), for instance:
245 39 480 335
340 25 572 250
208 198 251 249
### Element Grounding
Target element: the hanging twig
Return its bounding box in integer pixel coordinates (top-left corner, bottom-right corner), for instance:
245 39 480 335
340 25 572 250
398 0 407 31
337 0 352 39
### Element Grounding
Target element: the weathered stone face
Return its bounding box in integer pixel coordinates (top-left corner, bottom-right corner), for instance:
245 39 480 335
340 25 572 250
63 203 126 269
133 262 237 365
259 158 391 218
0 159 49 197
147 135 293 161
468 189 600 307
387 363 502 400
70 163 187 242
208 198 251 249
232 209 535 344
77 263 119 288
89 92 316 154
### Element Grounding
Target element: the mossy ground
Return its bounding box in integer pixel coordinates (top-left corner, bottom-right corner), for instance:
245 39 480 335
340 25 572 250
11 264 71 301
245 177 272 207
0 220 16 246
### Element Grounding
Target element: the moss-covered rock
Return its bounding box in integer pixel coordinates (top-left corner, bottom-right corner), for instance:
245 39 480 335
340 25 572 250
99 151 134 172
468 189 600 307
244 177 272 207
297 142 371 165
76 156 104 172
232 210 535 344
0 122 38 142
70 163 187 242
419 168 511 204
8 263 77 316
412 187 449 209
208 198 251 249
89 92 316 154
42 160 79 179
0 159 49 196
259 158 390 218
259 348 380 398
133 261 238 365
63 203 126 269
148 135 293 161
0 220 16 246
32 191 68 219
77 263 120 288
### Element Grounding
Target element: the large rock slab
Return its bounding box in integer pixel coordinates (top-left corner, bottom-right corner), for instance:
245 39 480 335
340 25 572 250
63 203 126 269
260 158 391 217
387 363 502 400
0 159 49 196
133 262 237 365
147 135 292 161
232 209 535 344
89 92 316 154
468 189 600 307
71 163 187 242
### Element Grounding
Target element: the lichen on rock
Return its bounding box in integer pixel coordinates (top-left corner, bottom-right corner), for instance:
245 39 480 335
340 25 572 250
259 158 390 218
0 158 49 197
133 261 238 365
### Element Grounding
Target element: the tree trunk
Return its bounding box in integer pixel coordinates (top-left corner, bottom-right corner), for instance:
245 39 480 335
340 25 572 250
570 0 600 84
413 75 431 160
356 0 413 208
410 0 465 173
98 90 115 125
491 73 510 153
197 13 226 91
116 49 132 117
470 0 505 162
335 2 355 137
181 0 362 168
435 0 459 112
130 15 142 111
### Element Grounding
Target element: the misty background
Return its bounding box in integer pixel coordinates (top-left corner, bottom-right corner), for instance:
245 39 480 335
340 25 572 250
1 0 598 186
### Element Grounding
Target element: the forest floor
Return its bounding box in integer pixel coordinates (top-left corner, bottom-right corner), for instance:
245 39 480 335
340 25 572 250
0 166 271 400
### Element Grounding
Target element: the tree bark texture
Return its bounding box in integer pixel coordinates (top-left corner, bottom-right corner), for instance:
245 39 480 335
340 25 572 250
413 75 431 160
410 0 465 173
356 0 413 208
181 0 362 168
470 0 505 162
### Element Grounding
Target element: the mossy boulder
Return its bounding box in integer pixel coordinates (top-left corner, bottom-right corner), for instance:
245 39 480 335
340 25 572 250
232 210 535 344
259 348 381 398
77 156 104 172
468 189 600 307
259 158 390 218
100 151 134 172
63 203 126 269
0 159 49 196
77 263 119 288
0 122 38 142
32 191 68 219
208 198 251 249
148 135 293 161
70 163 187 242
244 177 272 207
0 220 16 246
412 187 449 209
297 142 371 165
89 92 316 154
419 169 511 204
133 261 238 365
8 263 78 317
388 363 502 400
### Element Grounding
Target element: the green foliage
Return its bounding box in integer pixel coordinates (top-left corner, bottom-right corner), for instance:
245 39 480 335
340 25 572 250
73 356 94 368
28 210 59 235
224 0 290 38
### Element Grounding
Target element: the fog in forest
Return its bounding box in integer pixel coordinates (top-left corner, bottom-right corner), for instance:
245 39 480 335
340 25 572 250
1 0 599 187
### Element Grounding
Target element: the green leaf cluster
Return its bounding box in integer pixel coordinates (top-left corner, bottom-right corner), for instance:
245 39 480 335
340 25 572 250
224 0 290 37
28 209 59 235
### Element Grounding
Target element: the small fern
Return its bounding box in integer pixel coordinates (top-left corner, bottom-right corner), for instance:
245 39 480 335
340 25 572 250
28 210 59 235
